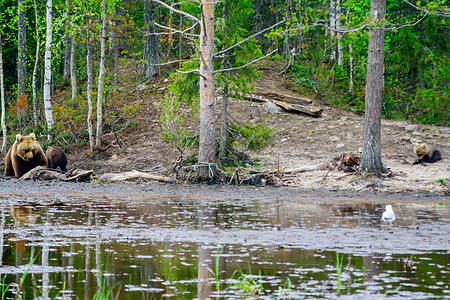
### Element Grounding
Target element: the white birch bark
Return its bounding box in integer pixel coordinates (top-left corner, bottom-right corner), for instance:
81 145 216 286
18 0 27 99
337 0 343 66
349 43 354 95
43 0 55 136
32 0 40 127
70 38 77 101
330 0 336 61
95 0 106 148
0 34 7 156
85 1 94 150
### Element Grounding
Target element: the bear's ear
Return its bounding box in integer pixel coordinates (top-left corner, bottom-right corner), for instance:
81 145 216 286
29 133 36 139
16 134 22 141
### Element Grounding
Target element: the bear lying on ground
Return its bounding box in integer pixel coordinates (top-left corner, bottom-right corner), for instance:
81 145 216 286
4 133 48 178
46 146 67 171
413 143 442 165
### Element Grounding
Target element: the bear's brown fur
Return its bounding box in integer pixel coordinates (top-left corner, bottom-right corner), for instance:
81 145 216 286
46 146 68 171
4 133 48 178
413 143 442 165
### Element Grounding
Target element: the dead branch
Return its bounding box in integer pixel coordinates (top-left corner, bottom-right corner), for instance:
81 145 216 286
284 163 328 174
99 169 174 183
214 50 277 74
21 166 93 182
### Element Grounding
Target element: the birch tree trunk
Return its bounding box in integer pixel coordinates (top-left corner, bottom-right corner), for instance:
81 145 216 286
360 0 387 174
329 0 336 61
32 0 40 127
0 34 7 156
143 0 161 78
43 0 55 137
337 0 343 66
18 0 27 100
349 43 354 96
95 0 106 148
70 38 77 101
198 0 216 179
85 1 94 150
112 5 119 95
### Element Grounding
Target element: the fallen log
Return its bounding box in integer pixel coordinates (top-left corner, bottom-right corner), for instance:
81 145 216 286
254 87 313 105
99 169 174 183
21 166 93 182
245 94 323 118
284 163 329 173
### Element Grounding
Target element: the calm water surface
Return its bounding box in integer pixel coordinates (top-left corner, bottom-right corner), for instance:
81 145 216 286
0 193 448 299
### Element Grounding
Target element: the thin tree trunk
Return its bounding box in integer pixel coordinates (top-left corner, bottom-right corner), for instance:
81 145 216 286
32 0 40 127
70 39 77 101
360 0 386 174
85 1 94 150
18 0 27 100
63 32 72 79
112 5 119 96
349 43 354 96
218 82 228 164
330 0 336 61
198 0 216 180
96 0 106 148
337 0 343 66
0 34 7 156
143 0 161 78
178 14 183 68
113 5 119 96
43 0 55 137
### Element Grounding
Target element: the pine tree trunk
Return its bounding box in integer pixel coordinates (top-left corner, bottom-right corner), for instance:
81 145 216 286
95 0 106 148
43 0 55 137
18 0 27 100
85 1 94 150
198 0 216 180
143 0 160 78
360 0 387 174
0 34 7 156
32 0 40 127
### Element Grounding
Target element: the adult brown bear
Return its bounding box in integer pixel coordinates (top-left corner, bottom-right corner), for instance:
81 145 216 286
4 133 48 178
46 146 68 171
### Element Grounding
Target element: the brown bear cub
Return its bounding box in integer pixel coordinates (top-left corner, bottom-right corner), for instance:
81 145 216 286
413 143 442 165
4 133 48 178
46 146 68 171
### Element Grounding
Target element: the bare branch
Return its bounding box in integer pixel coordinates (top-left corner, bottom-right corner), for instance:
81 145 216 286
157 58 199 67
214 49 278 74
153 22 199 38
176 68 200 74
401 0 450 17
213 19 286 58
153 0 201 23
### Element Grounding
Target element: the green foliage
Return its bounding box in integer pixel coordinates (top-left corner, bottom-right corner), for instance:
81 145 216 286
155 93 199 153
229 121 273 152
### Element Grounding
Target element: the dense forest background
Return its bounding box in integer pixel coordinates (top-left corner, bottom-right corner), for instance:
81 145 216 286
0 0 448 163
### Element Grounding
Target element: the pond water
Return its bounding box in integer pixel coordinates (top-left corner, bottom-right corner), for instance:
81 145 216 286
0 192 449 299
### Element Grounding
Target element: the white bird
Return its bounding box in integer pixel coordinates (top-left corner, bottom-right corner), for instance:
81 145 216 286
381 205 396 228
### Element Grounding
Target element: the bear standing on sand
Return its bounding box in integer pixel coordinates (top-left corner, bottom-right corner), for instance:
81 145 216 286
4 133 48 178
413 143 442 165
46 146 68 171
